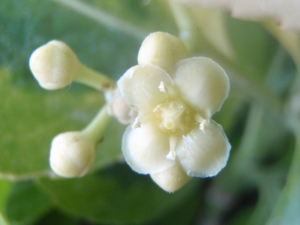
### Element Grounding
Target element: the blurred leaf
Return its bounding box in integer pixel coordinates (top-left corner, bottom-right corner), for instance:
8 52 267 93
0 68 123 179
6 181 52 225
151 187 200 225
91 0 177 34
225 16 277 81
0 0 142 82
0 180 12 225
0 213 9 225
0 180 12 213
34 210 78 225
38 164 199 224
266 134 300 225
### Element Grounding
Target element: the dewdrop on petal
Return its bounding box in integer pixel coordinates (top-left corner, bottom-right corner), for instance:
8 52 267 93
29 40 79 90
138 32 188 71
49 131 96 178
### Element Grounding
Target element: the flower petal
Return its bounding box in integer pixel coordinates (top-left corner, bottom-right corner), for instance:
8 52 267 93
176 120 231 177
117 65 173 112
150 161 191 192
122 123 175 174
172 57 230 119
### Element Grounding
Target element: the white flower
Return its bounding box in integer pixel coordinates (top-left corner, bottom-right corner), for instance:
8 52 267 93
117 32 231 192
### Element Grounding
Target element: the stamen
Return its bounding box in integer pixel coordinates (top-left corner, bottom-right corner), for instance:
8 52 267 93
166 136 177 160
158 81 167 93
132 117 141 128
200 119 209 132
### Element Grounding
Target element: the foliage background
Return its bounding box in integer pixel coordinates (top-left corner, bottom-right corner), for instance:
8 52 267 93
1 0 300 224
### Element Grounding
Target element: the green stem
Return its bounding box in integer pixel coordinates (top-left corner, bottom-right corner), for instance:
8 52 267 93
53 0 148 40
77 64 116 91
81 104 112 143
168 0 198 52
266 128 300 225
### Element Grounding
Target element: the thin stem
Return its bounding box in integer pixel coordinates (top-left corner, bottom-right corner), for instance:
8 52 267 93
53 0 148 40
266 128 300 225
264 20 300 66
77 64 116 91
81 104 112 143
168 0 198 52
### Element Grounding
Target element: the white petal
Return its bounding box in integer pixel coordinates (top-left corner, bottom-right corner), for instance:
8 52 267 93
138 32 188 72
117 65 173 112
176 121 231 177
175 0 300 32
122 123 175 174
150 161 191 193
172 57 230 119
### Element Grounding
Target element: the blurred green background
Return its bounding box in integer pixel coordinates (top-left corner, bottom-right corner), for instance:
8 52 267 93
1 0 300 224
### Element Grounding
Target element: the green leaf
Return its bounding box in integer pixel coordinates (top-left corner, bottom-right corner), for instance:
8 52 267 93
266 133 300 225
225 16 277 81
0 180 12 213
90 0 177 34
6 181 52 225
34 210 79 225
0 213 9 225
0 0 142 82
0 180 12 225
38 164 199 224
0 68 123 178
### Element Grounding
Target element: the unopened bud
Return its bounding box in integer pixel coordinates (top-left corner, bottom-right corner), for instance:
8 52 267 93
108 89 138 124
138 32 188 71
50 131 96 178
29 40 116 91
29 40 79 90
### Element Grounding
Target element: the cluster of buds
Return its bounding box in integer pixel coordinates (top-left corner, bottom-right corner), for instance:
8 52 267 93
29 40 133 177
118 32 231 192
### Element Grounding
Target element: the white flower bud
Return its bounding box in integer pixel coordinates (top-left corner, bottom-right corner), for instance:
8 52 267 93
29 40 79 90
150 162 191 193
49 132 96 178
138 32 188 71
108 89 138 125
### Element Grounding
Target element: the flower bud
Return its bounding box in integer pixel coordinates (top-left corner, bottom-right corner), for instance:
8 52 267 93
49 131 96 178
138 32 188 71
29 40 79 90
107 89 138 125
150 162 191 192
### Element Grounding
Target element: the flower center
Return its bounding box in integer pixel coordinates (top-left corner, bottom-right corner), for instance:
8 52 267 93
153 99 196 134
